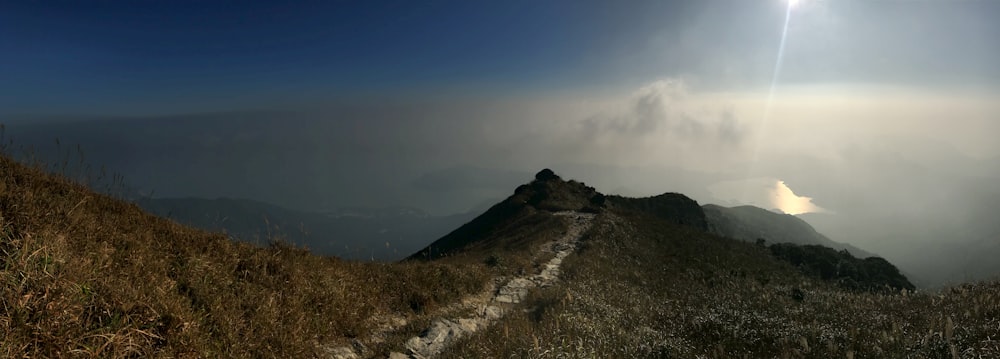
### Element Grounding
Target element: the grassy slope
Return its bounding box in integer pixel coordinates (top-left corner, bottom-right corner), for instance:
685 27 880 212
0 154 491 357
444 209 1000 358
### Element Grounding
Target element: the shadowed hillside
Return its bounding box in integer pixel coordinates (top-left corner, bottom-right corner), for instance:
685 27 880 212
768 243 915 292
407 169 605 261
608 193 707 230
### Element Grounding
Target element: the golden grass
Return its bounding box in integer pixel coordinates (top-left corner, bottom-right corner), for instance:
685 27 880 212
0 154 490 357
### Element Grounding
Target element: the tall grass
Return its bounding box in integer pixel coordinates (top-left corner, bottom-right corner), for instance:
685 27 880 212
0 153 491 357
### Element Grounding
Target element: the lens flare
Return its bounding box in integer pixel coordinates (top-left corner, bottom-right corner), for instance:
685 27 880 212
745 0 798 192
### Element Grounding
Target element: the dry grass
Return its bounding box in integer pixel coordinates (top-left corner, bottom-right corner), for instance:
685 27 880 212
0 153 490 357
444 211 1000 358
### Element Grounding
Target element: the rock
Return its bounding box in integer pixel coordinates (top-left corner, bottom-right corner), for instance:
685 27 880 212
494 277 535 303
324 346 358 359
458 318 482 332
388 352 411 359
482 305 503 319
405 319 473 358
534 168 560 181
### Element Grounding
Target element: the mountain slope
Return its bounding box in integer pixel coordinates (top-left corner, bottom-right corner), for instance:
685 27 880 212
443 195 998 358
703 204 877 258
0 154 492 357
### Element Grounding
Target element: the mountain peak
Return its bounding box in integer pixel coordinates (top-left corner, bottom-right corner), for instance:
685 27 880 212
512 170 604 213
534 168 561 182
410 169 605 260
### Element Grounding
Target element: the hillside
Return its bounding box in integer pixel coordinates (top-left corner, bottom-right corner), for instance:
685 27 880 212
444 200 999 358
703 204 877 258
0 154 493 357
2 158 999 358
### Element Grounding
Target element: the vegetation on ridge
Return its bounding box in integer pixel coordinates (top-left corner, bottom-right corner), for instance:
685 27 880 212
769 242 915 292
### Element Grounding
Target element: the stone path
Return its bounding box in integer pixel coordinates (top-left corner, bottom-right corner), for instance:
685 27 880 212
396 211 595 359
326 211 595 359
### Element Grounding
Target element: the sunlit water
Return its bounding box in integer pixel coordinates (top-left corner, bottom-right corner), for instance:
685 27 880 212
707 177 828 215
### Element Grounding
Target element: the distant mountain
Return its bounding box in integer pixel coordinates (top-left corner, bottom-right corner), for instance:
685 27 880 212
703 204 878 259
136 197 476 261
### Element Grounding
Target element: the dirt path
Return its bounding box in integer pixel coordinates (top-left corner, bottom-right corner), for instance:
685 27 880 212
395 211 595 359
325 211 595 359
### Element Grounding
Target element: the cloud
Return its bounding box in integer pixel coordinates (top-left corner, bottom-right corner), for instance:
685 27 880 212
577 79 748 146
717 110 744 144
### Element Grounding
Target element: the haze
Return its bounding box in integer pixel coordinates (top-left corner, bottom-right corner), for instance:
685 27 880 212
2 0 998 287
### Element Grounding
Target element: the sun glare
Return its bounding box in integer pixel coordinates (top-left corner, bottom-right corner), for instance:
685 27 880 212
788 0 800 7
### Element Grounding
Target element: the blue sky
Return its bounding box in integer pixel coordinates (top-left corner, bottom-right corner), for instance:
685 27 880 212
1 0 680 113
3 0 997 115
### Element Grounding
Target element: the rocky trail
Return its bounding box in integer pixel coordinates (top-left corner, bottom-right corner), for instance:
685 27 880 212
327 211 596 359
